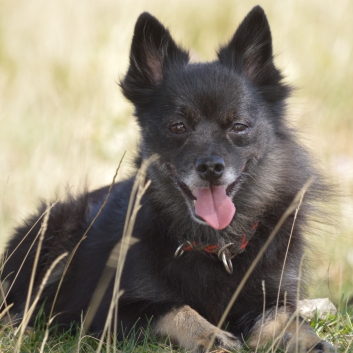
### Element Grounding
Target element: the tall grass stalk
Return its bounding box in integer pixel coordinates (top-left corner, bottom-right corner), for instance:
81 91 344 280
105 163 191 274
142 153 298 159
48 152 126 324
272 190 306 347
93 155 158 353
0 199 61 310
9 200 67 352
206 177 314 352
254 280 267 353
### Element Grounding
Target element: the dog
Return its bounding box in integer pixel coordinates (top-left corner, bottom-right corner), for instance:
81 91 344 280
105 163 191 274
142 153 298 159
1 6 335 352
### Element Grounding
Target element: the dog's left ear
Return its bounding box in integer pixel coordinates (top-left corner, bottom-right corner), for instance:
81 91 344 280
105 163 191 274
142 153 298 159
218 6 290 102
121 13 189 106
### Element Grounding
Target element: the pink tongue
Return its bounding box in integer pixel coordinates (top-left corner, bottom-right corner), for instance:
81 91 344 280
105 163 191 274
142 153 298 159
194 185 236 230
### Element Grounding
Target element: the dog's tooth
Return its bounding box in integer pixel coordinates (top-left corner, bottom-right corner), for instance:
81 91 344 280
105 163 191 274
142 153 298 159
193 200 196 207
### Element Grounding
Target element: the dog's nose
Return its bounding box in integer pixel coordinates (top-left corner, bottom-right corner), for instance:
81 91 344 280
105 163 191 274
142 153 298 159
196 156 225 182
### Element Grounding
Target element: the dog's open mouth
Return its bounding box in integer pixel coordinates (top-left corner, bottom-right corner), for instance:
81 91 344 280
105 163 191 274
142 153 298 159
172 170 238 230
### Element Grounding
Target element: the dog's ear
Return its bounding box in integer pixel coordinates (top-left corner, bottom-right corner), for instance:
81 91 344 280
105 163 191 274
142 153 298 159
218 6 290 102
121 13 189 106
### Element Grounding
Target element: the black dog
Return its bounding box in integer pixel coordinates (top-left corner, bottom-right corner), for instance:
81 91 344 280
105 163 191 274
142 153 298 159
1 6 334 352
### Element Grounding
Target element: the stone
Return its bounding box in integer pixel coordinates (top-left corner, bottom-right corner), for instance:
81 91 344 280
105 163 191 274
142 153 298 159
298 298 337 320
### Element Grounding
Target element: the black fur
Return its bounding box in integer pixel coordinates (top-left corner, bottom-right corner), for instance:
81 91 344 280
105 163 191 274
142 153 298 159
1 6 329 347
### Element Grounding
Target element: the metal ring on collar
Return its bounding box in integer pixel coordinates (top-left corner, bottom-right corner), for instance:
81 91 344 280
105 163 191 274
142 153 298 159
174 241 193 259
217 243 234 260
221 251 233 274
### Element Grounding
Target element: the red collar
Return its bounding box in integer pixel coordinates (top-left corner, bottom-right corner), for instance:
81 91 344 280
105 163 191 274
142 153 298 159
174 221 259 274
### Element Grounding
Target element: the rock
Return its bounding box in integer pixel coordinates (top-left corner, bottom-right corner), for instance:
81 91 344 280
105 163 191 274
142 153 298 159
298 298 337 320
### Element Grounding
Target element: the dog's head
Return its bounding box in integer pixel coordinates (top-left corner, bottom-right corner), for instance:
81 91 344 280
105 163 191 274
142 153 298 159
120 7 291 231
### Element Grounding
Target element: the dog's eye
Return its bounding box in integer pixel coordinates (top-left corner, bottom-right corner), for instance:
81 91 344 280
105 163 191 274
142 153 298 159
230 123 248 133
169 122 186 134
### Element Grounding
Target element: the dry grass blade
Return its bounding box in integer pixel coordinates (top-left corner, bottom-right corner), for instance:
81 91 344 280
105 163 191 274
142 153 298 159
205 177 315 353
48 152 126 322
0 210 47 272
0 199 60 311
272 191 306 346
296 256 305 353
254 280 266 353
14 251 68 353
0 275 13 328
74 313 85 353
14 201 51 352
82 235 139 332
263 256 306 353
94 154 158 353
39 312 64 353
0 302 13 321
344 336 353 353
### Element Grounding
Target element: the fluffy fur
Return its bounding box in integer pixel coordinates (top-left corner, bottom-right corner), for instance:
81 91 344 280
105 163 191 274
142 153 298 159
1 6 334 352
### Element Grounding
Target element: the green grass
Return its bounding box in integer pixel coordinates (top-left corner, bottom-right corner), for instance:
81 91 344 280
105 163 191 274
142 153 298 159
0 326 169 353
309 313 353 351
0 309 352 352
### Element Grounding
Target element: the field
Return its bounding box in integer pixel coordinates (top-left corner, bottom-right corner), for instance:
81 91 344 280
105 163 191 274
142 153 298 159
0 0 352 351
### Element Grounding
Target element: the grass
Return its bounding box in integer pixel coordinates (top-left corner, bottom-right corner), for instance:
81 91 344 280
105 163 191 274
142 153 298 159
310 311 353 351
0 0 353 351
0 310 352 352
0 323 170 353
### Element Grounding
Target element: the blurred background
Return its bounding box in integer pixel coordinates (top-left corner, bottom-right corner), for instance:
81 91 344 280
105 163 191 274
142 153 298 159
0 0 352 304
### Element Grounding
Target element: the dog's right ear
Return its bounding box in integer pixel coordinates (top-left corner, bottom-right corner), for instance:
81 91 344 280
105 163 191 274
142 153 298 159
120 13 189 106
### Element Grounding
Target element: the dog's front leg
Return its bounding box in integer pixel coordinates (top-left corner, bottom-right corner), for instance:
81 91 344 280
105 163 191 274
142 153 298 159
247 306 335 352
154 305 241 352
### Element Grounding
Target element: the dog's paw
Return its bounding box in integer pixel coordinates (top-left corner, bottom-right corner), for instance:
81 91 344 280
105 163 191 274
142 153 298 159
195 330 242 353
283 333 335 353
247 307 336 353
155 305 242 352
